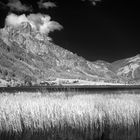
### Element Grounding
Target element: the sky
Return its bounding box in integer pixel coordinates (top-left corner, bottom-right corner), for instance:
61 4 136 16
0 0 140 62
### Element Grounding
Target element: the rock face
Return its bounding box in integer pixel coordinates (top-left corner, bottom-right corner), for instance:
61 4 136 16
112 55 140 84
0 22 139 86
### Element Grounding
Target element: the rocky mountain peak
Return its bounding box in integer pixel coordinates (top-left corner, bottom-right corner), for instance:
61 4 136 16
2 22 32 37
16 22 33 34
0 22 53 55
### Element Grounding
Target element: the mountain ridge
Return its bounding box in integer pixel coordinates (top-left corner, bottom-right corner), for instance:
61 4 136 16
0 22 139 87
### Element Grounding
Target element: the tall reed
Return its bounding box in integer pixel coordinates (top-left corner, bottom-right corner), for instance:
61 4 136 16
0 92 140 140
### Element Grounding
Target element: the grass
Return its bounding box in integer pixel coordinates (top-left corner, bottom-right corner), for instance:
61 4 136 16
0 91 140 140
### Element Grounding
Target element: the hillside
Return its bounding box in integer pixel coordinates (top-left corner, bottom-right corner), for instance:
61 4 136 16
112 55 140 84
0 22 139 87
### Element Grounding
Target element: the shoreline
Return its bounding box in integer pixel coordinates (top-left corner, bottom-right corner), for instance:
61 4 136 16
0 84 140 93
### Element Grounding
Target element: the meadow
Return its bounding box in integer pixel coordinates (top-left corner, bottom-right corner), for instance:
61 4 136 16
0 91 140 140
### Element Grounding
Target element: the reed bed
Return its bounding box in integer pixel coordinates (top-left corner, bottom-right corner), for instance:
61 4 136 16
0 92 140 140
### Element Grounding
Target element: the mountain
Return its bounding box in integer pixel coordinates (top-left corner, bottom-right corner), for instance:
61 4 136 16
112 55 140 84
0 22 139 86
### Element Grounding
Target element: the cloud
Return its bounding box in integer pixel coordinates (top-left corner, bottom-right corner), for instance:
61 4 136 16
82 0 101 5
7 0 32 12
39 16 62 33
5 13 28 27
28 13 63 34
38 0 56 9
5 13 63 34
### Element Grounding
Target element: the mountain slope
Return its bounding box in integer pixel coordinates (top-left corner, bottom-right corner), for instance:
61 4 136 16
0 22 121 86
112 55 140 83
0 22 139 86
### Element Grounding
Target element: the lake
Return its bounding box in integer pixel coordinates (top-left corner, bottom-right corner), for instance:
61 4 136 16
0 85 140 93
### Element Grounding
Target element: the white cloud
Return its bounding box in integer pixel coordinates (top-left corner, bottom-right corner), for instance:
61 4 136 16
5 13 29 27
39 17 62 33
5 13 63 34
38 0 56 9
82 0 101 5
7 0 32 12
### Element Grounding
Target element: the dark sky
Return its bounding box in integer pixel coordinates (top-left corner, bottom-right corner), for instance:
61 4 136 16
0 0 140 62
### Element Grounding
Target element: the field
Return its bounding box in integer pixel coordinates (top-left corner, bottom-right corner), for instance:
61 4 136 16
0 91 140 140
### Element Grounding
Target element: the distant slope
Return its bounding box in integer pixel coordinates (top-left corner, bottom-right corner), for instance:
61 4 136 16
0 22 139 86
112 55 140 83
